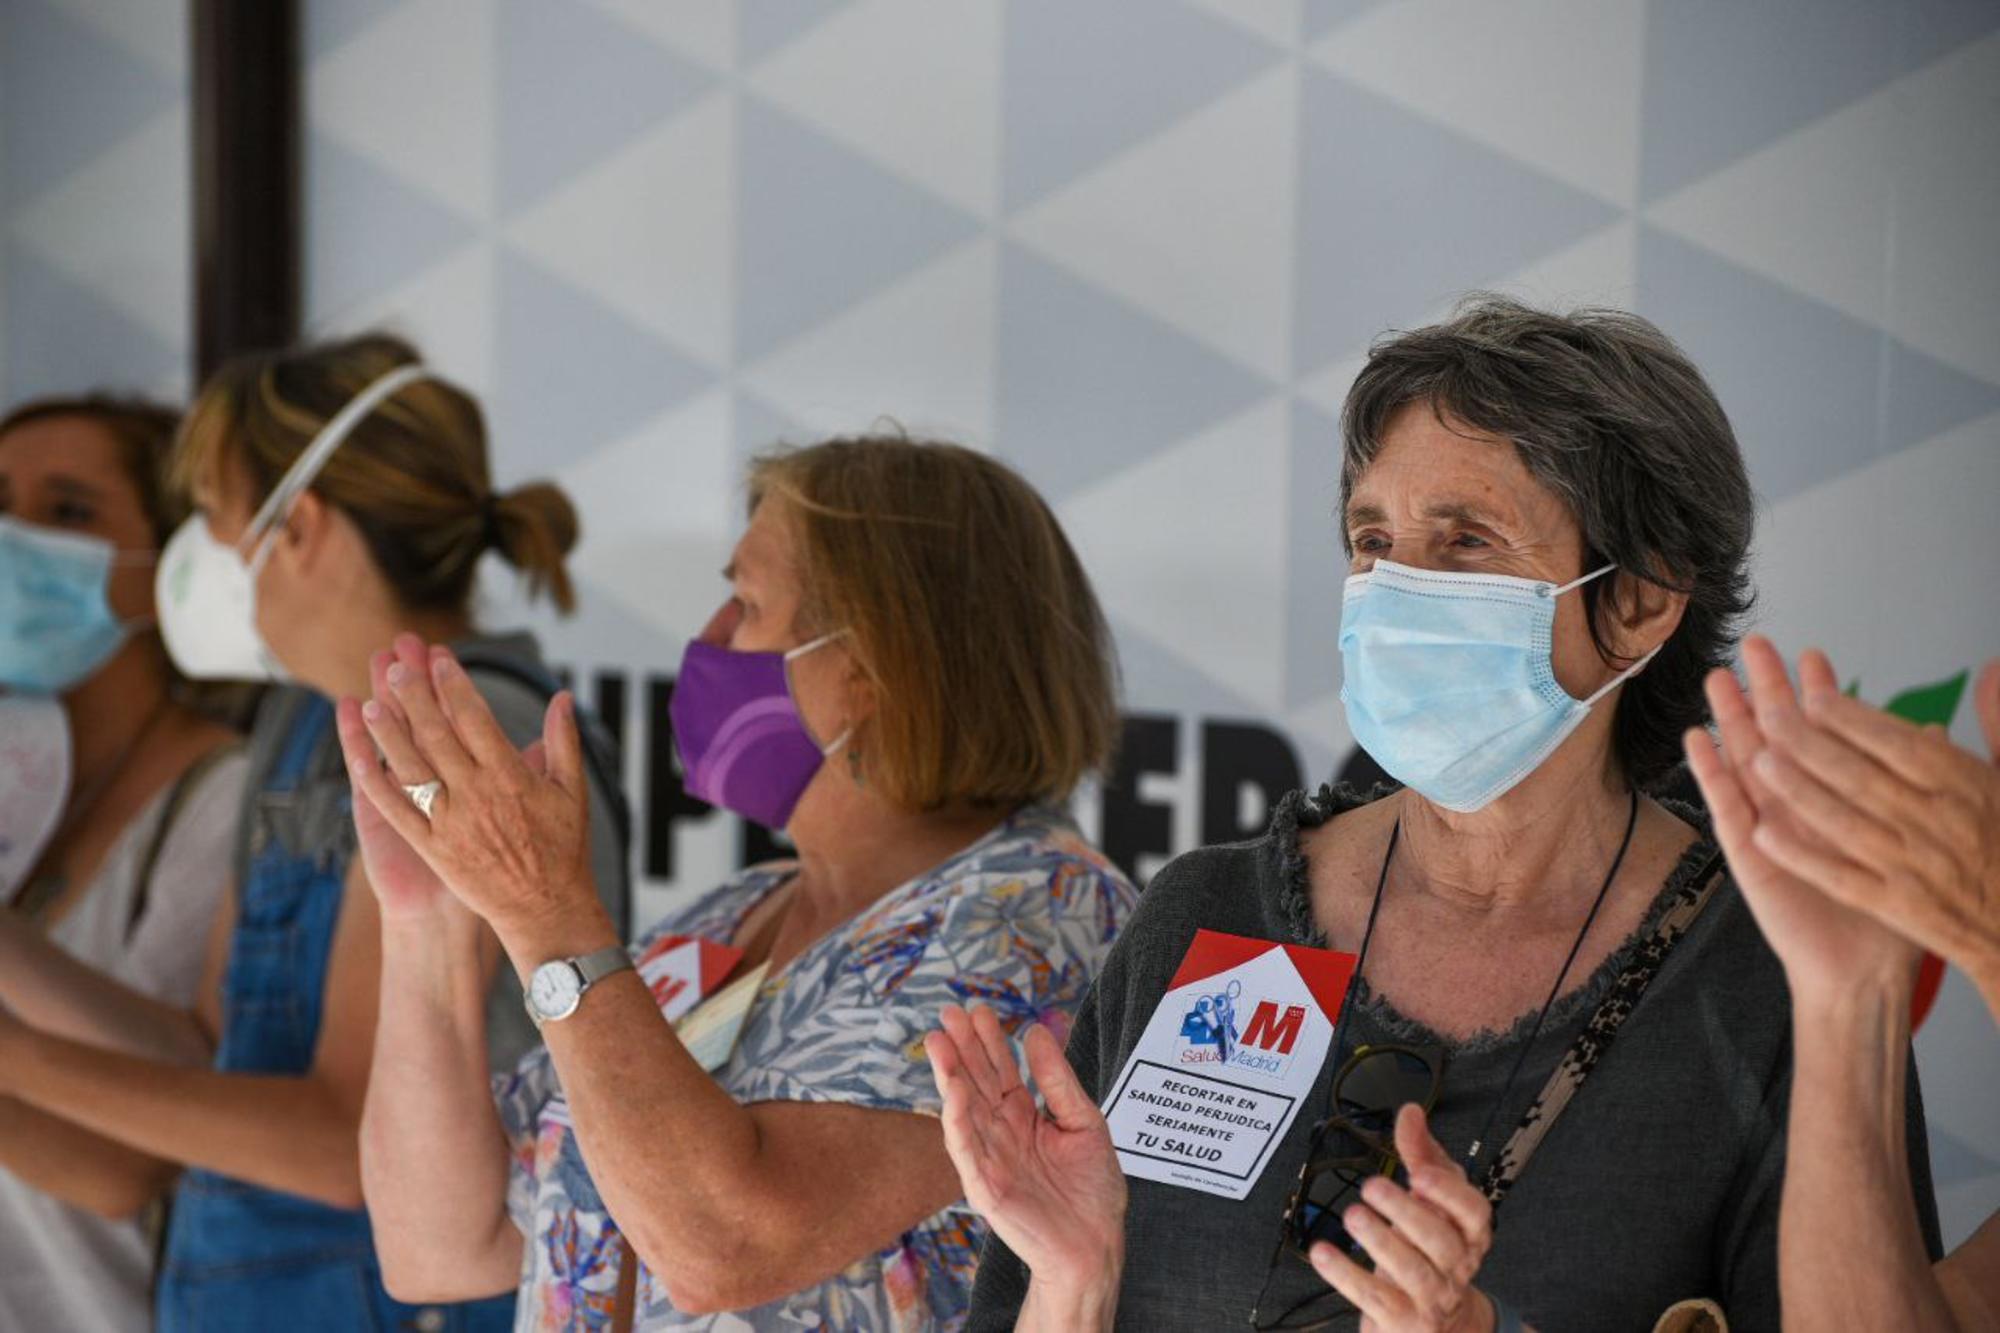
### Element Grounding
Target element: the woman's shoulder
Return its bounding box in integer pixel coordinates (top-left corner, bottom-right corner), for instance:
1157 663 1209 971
826 805 1112 909
1558 797 1789 1073
804 809 1138 1011
849 807 1138 949
1655 850 1788 1015
457 651 554 743
126 727 250 870
634 860 797 951
984 803 1119 865
162 740 252 833
244 684 321 758
1137 784 1396 941
1641 794 1782 990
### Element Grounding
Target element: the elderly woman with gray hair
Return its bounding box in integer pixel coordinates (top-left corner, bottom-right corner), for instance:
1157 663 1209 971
931 296 1942 1332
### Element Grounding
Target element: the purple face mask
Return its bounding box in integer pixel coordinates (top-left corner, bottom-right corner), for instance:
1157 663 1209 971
669 631 849 830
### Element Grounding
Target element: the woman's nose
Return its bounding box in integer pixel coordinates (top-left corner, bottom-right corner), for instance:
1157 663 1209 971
697 599 740 647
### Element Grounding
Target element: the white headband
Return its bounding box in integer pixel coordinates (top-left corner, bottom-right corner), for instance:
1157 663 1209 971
244 362 434 541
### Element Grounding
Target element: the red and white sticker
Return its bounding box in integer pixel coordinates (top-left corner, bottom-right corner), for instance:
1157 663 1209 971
635 933 745 1023
1101 929 1356 1200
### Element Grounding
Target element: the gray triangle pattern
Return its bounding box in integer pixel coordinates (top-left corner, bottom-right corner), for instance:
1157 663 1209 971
1640 0 2000 201
494 248 716 479
1303 0 1398 42
732 388 809 470
736 96 981 363
1636 226 2000 504
307 133 477 317
1293 66 1621 377
1002 0 1281 210
497 0 717 216
307 0 408 59
995 244 1275 502
1 0 181 205
738 0 857 67
1283 396 1346 711
3 240 182 400
1929 1123 2000 1188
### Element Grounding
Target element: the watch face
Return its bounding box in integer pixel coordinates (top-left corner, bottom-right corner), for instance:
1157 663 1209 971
529 961 583 1019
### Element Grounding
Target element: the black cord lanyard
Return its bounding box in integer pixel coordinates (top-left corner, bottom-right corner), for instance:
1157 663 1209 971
1325 789 1641 1171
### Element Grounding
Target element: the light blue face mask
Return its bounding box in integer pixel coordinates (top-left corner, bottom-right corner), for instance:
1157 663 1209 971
0 515 151 693
1338 559 1658 812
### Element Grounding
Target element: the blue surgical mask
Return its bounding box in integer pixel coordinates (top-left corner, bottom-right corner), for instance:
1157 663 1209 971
0 516 152 693
1338 559 1657 812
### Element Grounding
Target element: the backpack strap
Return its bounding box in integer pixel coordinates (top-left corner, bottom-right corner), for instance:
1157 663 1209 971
1479 849 1728 1206
449 646 635 939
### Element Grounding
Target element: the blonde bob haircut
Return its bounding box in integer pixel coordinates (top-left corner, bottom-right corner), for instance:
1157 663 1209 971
747 435 1118 814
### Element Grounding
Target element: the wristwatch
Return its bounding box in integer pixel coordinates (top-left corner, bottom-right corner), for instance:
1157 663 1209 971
524 945 635 1027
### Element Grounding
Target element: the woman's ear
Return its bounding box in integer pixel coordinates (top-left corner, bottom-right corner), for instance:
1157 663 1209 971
842 659 879 733
274 490 331 573
1603 571 1687 664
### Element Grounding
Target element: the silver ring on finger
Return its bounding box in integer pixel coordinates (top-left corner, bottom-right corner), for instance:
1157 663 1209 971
403 779 444 821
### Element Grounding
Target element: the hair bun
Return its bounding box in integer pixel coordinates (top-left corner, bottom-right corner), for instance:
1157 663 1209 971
488 480 580 613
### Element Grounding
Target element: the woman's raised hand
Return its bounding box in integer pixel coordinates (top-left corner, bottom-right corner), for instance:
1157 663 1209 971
1746 652 1999 998
1684 636 1920 1001
335 647 454 922
336 633 598 943
1310 1104 1498 1333
925 1004 1127 1298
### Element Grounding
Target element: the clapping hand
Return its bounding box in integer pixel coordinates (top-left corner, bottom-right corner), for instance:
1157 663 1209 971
1309 1104 1498 1333
335 646 459 922
1683 637 1925 1002
333 633 605 952
1740 650 1999 999
925 1004 1127 1298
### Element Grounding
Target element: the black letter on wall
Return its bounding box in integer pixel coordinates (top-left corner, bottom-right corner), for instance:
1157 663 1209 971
1101 714 1179 884
1201 721 1303 845
645 675 716 881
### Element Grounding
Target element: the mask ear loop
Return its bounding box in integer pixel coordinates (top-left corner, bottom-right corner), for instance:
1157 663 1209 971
95 544 161 634
782 629 856 757
781 629 848 663
1583 643 1662 707
1544 562 1619 598
1550 565 1665 706
237 362 434 577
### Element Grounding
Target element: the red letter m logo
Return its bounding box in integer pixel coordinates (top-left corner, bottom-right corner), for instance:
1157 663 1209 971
1242 1002 1306 1055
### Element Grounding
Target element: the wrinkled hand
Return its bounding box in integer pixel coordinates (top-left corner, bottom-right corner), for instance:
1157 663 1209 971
332 634 600 944
1749 654 1999 1000
925 1004 1126 1295
1310 1103 1497 1333
334 647 456 922
1683 637 1919 1002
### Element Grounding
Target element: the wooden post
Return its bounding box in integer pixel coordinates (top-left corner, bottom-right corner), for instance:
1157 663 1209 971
191 0 299 381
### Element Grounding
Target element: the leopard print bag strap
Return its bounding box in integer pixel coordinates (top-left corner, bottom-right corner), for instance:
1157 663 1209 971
1478 850 1727 1206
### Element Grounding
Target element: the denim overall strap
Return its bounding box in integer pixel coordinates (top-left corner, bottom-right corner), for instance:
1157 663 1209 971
158 693 515 1333
213 694 345 1074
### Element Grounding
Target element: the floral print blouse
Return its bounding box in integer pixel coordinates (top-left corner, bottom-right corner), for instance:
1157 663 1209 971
493 805 1139 1331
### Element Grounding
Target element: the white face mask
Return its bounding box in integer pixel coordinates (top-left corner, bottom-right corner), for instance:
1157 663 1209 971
155 515 284 680
154 363 434 681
